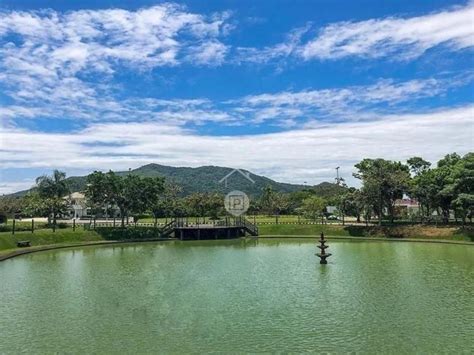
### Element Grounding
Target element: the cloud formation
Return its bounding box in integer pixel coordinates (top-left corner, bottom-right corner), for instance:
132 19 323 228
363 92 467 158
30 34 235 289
0 4 231 124
301 3 474 60
237 3 474 63
1 75 468 127
1 2 472 125
235 25 309 64
1 106 472 193
0 4 230 71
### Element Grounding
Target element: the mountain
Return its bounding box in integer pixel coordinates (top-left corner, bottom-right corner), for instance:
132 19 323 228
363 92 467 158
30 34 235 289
9 163 344 198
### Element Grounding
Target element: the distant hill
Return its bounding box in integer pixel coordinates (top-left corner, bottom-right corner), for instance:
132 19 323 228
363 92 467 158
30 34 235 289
9 163 344 198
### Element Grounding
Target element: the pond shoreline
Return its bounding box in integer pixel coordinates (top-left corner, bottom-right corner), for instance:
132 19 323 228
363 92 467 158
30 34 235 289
1 235 472 262
0 238 174 262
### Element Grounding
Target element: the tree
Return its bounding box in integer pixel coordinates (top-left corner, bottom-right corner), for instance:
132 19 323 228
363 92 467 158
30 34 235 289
259 186 290 223
451 153 474 224
247 198 262 215
140 176 165 223
354 159 411 225
453 194 474 224
23 192 49 218
408 157 434 222
185 192 224 219
409 169 437 222
407 157 431 176
287 189 315 215
85 171 111 219
259 185 276 215
0 196 25 221
171 198 188 218
149 181 179 225
86 171 164 227
301 196 326 222
407 153 473 224
337 187 363 224
185 193 207 217
432 154 461 223
35 170 70 231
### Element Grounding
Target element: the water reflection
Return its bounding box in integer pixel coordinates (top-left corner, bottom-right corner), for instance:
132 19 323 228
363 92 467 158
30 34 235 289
0 240 472 353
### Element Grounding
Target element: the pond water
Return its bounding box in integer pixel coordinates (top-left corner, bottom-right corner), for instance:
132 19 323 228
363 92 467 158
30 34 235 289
1 239 473 353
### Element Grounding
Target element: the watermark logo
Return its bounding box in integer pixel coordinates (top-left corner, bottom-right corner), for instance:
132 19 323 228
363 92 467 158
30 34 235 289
219 168 255 187
224 190 250 216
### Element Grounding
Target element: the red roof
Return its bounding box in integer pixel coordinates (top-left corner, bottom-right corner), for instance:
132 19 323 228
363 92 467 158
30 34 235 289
394 199 419 207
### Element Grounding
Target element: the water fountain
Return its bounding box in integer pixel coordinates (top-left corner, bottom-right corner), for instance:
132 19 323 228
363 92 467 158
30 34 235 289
316 232 331 264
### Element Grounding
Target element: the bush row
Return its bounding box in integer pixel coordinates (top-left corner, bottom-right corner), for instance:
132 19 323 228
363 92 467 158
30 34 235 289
94 227 163 240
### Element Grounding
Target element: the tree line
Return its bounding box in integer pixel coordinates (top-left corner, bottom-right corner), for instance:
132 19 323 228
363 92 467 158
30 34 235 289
342 153 473 225
0 152 472 228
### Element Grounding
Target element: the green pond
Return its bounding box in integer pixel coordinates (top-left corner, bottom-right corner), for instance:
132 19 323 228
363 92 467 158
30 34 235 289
1 239 473 353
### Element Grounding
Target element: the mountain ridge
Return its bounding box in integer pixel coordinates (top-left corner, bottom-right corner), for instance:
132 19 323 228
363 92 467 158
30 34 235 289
9 163 343 198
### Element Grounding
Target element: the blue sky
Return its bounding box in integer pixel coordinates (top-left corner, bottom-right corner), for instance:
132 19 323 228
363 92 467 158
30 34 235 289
0 0 473 193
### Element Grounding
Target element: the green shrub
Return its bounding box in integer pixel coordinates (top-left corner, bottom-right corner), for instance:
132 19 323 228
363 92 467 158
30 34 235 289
136 214 153 220
94 227 162 240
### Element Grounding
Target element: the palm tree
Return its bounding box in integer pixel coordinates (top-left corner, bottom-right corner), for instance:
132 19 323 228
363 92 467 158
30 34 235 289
36 170 70 231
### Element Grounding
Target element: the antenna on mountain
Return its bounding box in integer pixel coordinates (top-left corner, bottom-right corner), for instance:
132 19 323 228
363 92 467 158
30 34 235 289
335 167 341 185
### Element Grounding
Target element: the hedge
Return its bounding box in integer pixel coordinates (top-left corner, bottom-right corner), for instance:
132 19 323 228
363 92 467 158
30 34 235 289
94 227 164 240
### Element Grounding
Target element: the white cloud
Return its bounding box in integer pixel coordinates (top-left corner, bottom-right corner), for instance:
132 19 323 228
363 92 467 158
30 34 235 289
1 3 472 130
1 74 467 127
301 3 474 60
232 76 471 124
187 41 229 65
0 4 230 71
1 106 472 193
0 4 235 126
236 3 474 64
235 25 309 64
0 4 231 122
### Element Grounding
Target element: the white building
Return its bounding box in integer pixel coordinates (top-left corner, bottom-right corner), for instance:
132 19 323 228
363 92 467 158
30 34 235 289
66 192 90 219
394 198 420 217
65 192 121 219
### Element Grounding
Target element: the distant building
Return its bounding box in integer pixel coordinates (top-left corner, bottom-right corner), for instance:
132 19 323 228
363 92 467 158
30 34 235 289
394 198 420 217
66 192 89 219
64 192 120 219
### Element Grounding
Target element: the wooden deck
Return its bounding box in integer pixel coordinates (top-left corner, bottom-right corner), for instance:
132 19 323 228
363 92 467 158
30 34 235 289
165 217 259 240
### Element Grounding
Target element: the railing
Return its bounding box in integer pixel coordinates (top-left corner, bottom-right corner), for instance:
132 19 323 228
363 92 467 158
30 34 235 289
235 216 259 236
175 217 240 228
91 216 258 237
160 219 176 238
91 221 166 228
173 216 258 235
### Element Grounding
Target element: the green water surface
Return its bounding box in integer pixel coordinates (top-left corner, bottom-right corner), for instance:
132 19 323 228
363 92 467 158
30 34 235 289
1 239 473 353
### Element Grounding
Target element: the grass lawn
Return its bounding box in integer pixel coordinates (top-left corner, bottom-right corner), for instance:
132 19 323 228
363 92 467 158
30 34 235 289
0 229 103 253
258 224 473 241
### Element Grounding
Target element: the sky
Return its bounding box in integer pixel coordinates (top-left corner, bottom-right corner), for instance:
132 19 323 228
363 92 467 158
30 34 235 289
0 0 473 193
